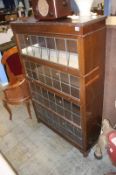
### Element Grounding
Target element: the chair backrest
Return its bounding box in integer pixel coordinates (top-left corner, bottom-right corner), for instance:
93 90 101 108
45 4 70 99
2 46 23 84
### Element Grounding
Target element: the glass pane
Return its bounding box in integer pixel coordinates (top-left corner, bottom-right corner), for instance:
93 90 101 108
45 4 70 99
56 38 67 66
45 77 52 86
26 38 33 56
49 101 56 111
64 110 72 120
49 49 57 63
30 62 36 70
69 53 79 69
37 65 44 74
61 83 70 94
37 37 49 60
55 95 63 106
44 99 49 107
30 35 37 46
38 74 45 83
24 35 30 47
72 103 80 115
72 113 80 125
28 47 34 56
57 105 64 116
71 87 80 98
32 72 38 80
36 85 42 95
56 38 65 51
24 60 30 69
58 50 67 66
38 37 46 47
46 38 55 49
44 67 51 77
70 75 80 88
51 69 60 80
67 40 77 53
60 72 69 84
22 48 27 55
63 99 71 111
53 80 61 90
41 47 49 60
32 46 41 58
42 88 48 98
48 92 55 102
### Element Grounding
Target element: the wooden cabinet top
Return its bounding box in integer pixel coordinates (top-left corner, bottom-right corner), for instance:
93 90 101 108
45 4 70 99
11 16 106 36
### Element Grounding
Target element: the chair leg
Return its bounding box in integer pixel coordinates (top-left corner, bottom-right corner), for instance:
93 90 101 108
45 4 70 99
3 100 12 120
25 100 32 119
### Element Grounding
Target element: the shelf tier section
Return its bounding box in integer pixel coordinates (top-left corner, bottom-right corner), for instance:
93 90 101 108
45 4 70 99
32 99 83 149
23 58 80 101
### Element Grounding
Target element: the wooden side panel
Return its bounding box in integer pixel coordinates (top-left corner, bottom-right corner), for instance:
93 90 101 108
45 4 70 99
79 27 106 75
84 73 104 151
79 28 106 151
103 27 116 126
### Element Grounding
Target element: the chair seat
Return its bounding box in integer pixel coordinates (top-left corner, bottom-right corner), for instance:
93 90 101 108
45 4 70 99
3 77 32 120
3 96 30 105
4 78 30 101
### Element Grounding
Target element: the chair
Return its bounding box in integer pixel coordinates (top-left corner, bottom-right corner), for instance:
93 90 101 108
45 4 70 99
2 46 32 120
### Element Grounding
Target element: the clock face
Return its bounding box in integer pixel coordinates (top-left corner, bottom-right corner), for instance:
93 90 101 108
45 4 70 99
37 0 49 17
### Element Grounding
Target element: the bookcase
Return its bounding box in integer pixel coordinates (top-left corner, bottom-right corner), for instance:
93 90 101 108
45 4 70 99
11 16 106 156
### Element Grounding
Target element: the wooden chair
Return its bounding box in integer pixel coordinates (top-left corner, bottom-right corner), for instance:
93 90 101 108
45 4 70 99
2 46 32 120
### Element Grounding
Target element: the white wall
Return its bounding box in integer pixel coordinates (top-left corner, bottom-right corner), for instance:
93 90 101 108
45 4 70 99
111 0 116 15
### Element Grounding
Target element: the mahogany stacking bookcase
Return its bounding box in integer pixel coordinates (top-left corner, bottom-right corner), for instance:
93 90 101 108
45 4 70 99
11 16 106 156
